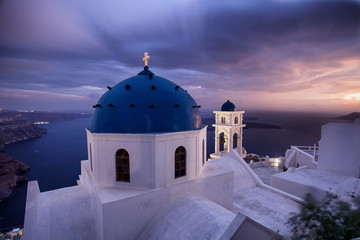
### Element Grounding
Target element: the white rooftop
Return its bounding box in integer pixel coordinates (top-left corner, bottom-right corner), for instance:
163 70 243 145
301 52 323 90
207 151 301 237
272 168 360 199
233 187 299 236
252 166 281 185
34 185 101 240
24 150 302 240
139 195 236 240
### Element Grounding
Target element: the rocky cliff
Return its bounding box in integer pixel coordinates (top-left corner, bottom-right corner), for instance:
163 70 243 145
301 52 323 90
0 153 30 200
0 119 47 144
0 109 91 200
0 109 92 123
0 109 92 145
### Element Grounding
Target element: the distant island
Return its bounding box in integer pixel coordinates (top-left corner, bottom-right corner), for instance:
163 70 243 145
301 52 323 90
0 109 92 200
202 117 281 131
333 112 360 122
0 109 92 145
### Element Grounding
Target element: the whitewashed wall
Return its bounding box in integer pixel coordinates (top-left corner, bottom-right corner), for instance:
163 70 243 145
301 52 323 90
85 127 207 189
318 122 358 177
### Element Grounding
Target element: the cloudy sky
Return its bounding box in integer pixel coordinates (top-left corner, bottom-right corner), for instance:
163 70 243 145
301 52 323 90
0 0 359 114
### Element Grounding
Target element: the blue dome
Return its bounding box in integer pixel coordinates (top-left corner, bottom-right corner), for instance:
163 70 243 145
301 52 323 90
221 100 236 111
90 67 202 133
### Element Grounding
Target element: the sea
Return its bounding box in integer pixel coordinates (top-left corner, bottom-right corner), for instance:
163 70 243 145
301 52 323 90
0 111 337 229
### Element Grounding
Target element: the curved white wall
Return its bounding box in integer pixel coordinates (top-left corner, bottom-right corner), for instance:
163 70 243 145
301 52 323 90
85 127 207 189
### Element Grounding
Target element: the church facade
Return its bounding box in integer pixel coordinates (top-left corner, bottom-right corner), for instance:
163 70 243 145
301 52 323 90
23 55 301 240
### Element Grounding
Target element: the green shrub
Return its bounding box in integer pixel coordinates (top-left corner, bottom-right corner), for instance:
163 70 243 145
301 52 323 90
288 193 360 240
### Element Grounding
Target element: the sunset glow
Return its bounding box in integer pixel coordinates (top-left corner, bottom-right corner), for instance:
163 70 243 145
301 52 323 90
0 0 359 114
343 93 360 101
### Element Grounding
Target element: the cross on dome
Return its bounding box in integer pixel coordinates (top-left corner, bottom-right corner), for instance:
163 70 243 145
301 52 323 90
143 52 150 66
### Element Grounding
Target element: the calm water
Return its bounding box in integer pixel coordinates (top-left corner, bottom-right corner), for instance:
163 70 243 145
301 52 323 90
0 112 335 229
0 118 91 229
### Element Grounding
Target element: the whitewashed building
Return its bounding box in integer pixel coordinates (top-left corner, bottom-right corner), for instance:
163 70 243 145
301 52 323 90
23 56 301 240
271 118 360 200
210 100 246 159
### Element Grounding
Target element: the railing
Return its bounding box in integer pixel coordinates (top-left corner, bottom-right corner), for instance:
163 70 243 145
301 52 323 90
284 145 318 169
294 144 319 161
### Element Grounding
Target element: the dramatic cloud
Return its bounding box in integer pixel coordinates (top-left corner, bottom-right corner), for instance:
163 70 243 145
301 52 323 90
0 0 359 113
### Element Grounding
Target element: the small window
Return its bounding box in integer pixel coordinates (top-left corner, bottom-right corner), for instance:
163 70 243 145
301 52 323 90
175 146 186 178
116 149 130 182
235 117 239 124
202 139 205 165
221 117 225 124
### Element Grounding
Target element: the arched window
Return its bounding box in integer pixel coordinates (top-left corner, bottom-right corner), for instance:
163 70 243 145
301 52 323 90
175 146 186 178
221 117 225 124
202 139 205 165
116 149 130 182
89 144 93 171
233 133 238 149
219 133 225 152
234 116 239 124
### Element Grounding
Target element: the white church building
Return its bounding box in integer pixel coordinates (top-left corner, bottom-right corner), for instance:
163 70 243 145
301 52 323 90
210 99 246 159
23 55 302 240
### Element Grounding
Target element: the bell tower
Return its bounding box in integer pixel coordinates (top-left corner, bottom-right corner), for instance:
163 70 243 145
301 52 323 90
210 99 246 159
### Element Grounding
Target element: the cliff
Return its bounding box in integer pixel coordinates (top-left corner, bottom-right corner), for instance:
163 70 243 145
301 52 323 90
0 119 47 144
0 152 30 200
0 109 92 123
0 109 91 200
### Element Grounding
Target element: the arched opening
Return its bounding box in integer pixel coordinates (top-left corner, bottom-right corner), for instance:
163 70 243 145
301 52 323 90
221 116 225 124
234 116 238 124
115 149 130 182
175 146 186 178
89 144 93 171
202 139 205 165
233 133 238 149
219 132 225 152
